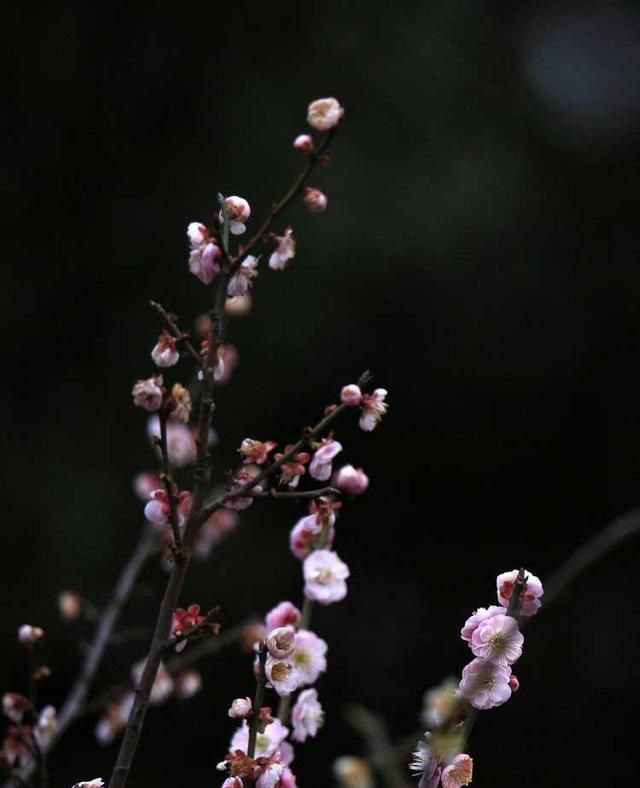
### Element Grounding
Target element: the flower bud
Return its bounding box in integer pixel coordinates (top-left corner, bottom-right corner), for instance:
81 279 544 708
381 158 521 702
222 196 251 236
335 465 369 495
18 625 44 645
228 697 252 719
340 384 362 406
303 187 327 213
132 376 164 412
293 134 314 153
151 331 180 368
508 674 520 692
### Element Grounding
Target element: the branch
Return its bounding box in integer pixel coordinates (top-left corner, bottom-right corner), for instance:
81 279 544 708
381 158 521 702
246 648 267 759
255 486 340 500
158 410 182 547
149 301 203 367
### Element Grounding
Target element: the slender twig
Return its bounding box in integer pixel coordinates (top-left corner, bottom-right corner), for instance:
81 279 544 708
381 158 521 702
246 649 267 759
255 486 340 500
149 301 203 367
506 568 527 621
158 410 182 547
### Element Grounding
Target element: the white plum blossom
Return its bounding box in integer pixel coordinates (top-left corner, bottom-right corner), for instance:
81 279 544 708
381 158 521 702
151 331 180 368
228 697 252 719
222 196 251 235
290 629 328 686
307 97 344 131
230 718 289 758
470 613 524 666
309 438 342 481
303 549 349 604
265 656 301 696
266 626 296 659
257 761 284 788
291 688 324 742
228 256 259 297
187 222 222 285
132 376 164 412
268 227 296 271
359 388 388 431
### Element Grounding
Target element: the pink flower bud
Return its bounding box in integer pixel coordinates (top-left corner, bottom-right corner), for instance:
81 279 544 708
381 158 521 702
303 187 327 213
265 601 302 632
340 384 362 406
132 376 164 412
228 697 253 719
508 674 520 692
307 97 344 131
222 196 251 236
335 465 369 495
293 134 314 153
18 625 44 645
266 626 296 658
151 331 180 368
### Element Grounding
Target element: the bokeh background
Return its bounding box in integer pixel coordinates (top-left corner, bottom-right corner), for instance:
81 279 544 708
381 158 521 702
3 0 640 785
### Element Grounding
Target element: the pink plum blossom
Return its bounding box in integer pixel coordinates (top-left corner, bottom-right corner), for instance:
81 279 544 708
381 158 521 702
266 626 296 659
187 221 207 246
290 629 327 686
230 718 288 758
335 465 369 495
188 233 222 284
293 134 314 153
359 388 388 431
307 97 344 131
265 601 302 632
278 766 297 788
222 196 251 235
74 781 104 788
303 549 349 604
240 439 277 465
226 464 264 510
275 445 310 488
151 330 180 367
441 754 473 788
309 438 343 481
303 187 327 213
132 472 162 501
470 613 524 665
340 384 362 406
290 513 333 560
497 569 544 616
132 375 164 412
409 741 441 788
144 488 191 527
265 657 300 696
459 657 512 710
147 416 197 466
228 697 253 719
228 256 259 297
291 688 324 742
460 605 507 642
221 779 243 788
256 761 284 788
268 227 296 271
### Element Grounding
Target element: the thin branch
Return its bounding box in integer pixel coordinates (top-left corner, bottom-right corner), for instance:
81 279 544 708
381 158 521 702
149 301 203 367
246 649 267 759
255 486 340 500
158 410 182 547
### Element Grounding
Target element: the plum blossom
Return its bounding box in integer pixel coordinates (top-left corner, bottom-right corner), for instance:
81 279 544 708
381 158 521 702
266 626 296 659
240 439 277 465
421 679 459 728
340 384 362 406
460 605 507 642
2 693 30 723
268 228 296 271
265 657 300 696
151 330 180 368
187 222 222 285
275 445 310 488
303 549 349 604
18 625 44 645
335 465 369 495
132 375 164 412
307 97 344 131
290 629 327 686
147 416 197 467
441 754 473 788
293 134 314 153
221 196 251 235
230 718 289 758
459 657 512 710
171 603 205 651
409 740 441 788
228 256 259 297
309 438 342 481
221 778 243 788
359 388 388 431
265 601 302 632
166 383 192 423
290 515 321 560
279 766 297 788
73 781 104 788
144 488 191 527
291 688 324 742
497 569 544 617
303 187 327 213
133 471 162 501
226 464 264 510
228 697 253 719
256 760 284 788
470 613 524 666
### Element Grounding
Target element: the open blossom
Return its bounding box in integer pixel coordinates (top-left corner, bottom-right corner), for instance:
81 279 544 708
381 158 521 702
275 445 310 488
144 488 191 527
291 688 324 742
166 383 192 423
266 626 296 659
460 605 507 642
240 439 277 465
293 133 314 153
335 465 369 495
18 625 44 645
187 221 222 285
290 629 327 686
409 741 441 788
340 384 362 406
171 603 205 650
230 718 288 758
470 613 524 665
359 388 388 431
222 196 251 235
226 464 264 510
256 760 284 788
309 438 343 481
266 601 302 632
459 657 512 710
268 227 296 271
290 513 335 560
303 187 327 213
228 256 259 297
304 549 349 604
497 569 544 616
151 330 180 368
147 416 197 467
73 780 104 788
307 97 344 131
441 754 473 788
221 778 243 788
228 697 252 719
132 375 164 411
265 657 300 696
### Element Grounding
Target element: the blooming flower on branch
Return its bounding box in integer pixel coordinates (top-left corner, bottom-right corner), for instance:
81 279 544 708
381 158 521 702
303 187 327 213
421 679 460 728
335 465 369 495
222 196 251 235
441 754 473 788
144 488 191 527
303 549 349 604
240 439 277 465
470 613 524 666
409 740 441 788
268 227 296 271
458 657 512 710
132 375 164 412
187 222 222 285
228 256 259 298
166 383 192 424
274 445 310 488
460 605 506 642
497 568 544 617
226 464 264 510
265 658 300 697
229 718 289 758
290 515 324 560
151 330 180 368
228 697 253 720
307 97 344 131
291 688 324 742
309 437 343 481
256 758 285 788
359 388 388 431
171 603 205 651
290 629 327 686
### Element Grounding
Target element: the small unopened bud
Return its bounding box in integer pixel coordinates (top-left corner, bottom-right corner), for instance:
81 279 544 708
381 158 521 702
293 134 314 153
58 591 84 621
228 697 253 719
340 384 362 406
303 187 327 213
266 626 296 659
18 625 44 646
508 674 520 692
335 465 369 496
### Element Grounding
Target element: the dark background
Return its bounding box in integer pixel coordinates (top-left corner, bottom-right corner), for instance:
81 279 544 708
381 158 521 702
3 1 640 786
